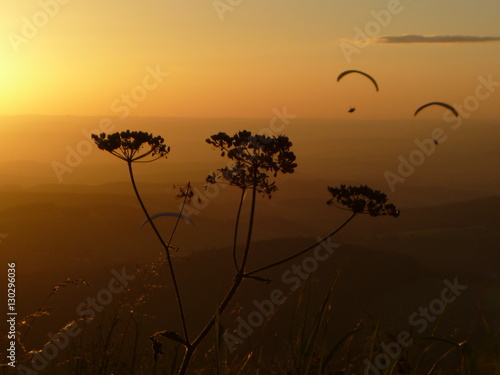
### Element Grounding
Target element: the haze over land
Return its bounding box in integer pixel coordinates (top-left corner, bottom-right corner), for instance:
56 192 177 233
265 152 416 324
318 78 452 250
0 116 498 320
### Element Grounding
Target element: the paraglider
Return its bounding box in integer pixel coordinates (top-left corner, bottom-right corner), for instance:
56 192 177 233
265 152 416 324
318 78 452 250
414 102 458 118
141 212 195 229
337 70 379 92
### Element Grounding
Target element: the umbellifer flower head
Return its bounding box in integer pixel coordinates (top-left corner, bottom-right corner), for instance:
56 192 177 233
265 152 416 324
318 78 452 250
327 184 400 217
205 130 297 198
92 130 170 163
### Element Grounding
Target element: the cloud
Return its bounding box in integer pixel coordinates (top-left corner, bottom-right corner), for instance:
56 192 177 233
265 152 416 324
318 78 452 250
372 34 500 44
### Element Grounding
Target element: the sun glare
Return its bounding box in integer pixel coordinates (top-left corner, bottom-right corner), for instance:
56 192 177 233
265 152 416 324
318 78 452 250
0 46 20 102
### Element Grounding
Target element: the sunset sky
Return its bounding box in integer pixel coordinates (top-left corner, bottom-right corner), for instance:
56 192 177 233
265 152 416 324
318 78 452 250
1 0 499 119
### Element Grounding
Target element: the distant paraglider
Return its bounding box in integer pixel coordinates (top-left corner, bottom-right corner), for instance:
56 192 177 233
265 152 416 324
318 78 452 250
141 212 195 229
337 70 379 92
414 102 458 118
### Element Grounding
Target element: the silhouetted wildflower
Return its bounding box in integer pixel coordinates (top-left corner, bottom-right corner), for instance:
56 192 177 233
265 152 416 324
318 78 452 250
205 130 297 197
174 182 195 202
327 184 400 217
92 130 170 162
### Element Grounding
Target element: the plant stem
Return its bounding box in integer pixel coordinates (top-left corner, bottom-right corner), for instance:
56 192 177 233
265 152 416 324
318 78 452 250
178 183 258 374
232 188 246 272
239 183 257 272
127 162 190 344
245 212 356 276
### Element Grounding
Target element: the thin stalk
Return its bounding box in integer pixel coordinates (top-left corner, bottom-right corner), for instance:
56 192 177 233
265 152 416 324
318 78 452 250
178 347 194 375
178 182 258 375
246 212 356 276
166 182 191 252
127 162 190 344
238 179 257 272
232 188 246 272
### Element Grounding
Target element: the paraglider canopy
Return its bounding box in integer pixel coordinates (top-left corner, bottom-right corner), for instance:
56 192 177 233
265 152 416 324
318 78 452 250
414 102 458 117
337 70 379 92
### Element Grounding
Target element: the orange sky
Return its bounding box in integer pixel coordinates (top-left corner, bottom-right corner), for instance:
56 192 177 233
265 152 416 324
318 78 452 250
1 0 500 119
